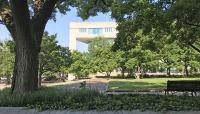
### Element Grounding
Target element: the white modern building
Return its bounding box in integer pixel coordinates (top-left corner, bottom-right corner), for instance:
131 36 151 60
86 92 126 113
68 22 118 80
69 22 118 50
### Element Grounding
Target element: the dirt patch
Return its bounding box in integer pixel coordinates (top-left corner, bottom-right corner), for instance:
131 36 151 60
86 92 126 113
0 84 10 90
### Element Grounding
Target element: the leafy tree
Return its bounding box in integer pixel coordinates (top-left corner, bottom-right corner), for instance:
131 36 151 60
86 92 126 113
38 33 72 87
80 0 200 54
88 38 120 77
69 51 91 78
158 43 180 76
124 58 138 76
0 40 14 84
0 0 106 93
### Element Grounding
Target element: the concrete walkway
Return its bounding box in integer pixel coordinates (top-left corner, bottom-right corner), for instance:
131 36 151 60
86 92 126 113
107 91 200 96
0 84 10 90
47 78 109 92
0 78 109 92
0 107 199 114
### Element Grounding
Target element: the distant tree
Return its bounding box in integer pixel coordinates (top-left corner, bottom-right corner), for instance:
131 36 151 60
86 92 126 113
38 33 71 87
124 58 138 76
0 40 14 84
88 38 120 77
69 51 91 78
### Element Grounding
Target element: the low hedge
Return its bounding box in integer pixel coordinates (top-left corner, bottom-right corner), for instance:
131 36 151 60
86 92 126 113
0 88 200 112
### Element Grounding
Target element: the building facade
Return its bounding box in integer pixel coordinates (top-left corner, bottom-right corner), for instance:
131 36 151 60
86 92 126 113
68 22 118 80
69 22 118 50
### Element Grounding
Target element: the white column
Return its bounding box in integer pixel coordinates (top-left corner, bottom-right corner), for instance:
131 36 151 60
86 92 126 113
69 28 77 50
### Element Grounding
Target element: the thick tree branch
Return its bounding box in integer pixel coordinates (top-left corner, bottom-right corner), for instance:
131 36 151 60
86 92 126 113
0 1 16 41
185 21 200 28
32 0 58 46
188 43 200 53
10 0 31 42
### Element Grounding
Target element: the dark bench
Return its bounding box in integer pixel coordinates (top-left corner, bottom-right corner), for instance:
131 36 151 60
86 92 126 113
164 80 200 96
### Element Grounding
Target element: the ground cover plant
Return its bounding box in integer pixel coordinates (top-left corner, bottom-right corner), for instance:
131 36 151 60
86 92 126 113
0 87 200 112
108 78 200 91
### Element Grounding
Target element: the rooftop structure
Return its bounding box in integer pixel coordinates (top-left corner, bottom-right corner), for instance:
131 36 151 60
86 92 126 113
69 22 118 50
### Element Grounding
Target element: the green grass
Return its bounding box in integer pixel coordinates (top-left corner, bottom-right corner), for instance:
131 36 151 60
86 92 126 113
109 78 200 91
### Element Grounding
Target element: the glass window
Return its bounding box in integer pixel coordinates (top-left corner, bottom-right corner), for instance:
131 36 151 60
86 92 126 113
88 28 103 35
105 27 112 32
79 28 87 32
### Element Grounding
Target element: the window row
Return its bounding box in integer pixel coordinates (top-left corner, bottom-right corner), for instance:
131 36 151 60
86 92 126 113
79 27 113 34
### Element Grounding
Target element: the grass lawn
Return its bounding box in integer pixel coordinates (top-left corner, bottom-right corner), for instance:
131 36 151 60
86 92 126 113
108 78 200 91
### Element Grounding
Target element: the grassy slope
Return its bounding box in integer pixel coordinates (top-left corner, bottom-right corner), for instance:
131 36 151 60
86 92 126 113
109 78 200 90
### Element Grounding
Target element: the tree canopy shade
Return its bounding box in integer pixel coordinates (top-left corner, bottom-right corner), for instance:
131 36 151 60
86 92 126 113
0 0 106 93
78 0 200 53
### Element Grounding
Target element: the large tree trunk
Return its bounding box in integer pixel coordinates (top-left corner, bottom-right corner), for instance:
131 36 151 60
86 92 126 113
10 0 39 93
184 64 189 77
13 44 39 93
167 67 171 76
6 0 57 93
120 67 126 78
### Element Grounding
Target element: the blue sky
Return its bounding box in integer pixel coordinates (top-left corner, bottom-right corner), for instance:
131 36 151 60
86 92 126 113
0 8 114 52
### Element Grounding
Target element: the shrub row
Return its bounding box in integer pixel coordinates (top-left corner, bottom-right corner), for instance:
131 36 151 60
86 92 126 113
0 88 200 112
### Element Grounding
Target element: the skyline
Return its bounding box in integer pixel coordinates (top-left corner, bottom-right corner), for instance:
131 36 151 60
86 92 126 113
0 8 114 52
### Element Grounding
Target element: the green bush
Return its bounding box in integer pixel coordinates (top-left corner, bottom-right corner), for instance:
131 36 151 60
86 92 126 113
43 75 58 81
0 87 66 107
0 88 200 112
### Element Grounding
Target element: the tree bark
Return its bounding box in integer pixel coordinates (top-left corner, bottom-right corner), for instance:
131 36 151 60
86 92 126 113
120 67 126 78
13 43 39 92
167 67 171 76
10 0 39 93
2 0 58 93
189 43 200 53
184 64 189 77
106 72 111 77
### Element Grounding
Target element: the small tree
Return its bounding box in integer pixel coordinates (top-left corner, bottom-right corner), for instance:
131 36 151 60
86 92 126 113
88 38 119 77
38 33 72 87
0 40 14 84
69 51 91 79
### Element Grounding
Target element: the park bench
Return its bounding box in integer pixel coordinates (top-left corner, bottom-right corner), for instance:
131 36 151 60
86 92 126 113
164 80 200 96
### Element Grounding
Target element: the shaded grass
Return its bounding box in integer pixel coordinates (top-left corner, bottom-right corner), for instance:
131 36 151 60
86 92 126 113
109 78 200 91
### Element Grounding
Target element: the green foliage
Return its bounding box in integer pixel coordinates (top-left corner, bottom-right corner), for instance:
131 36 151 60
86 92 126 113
88 38 120 76
0 87 66 107
39 32 72 80
69 51 91 78
0 40 14 84
1 88 200 112
76 0 111 20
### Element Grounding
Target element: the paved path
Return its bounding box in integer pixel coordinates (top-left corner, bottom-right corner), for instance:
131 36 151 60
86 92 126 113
0 84 10 90
0 107 200 114
0 78 109 93
50 78 109 92
85 78 109 92
107 91 200 96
